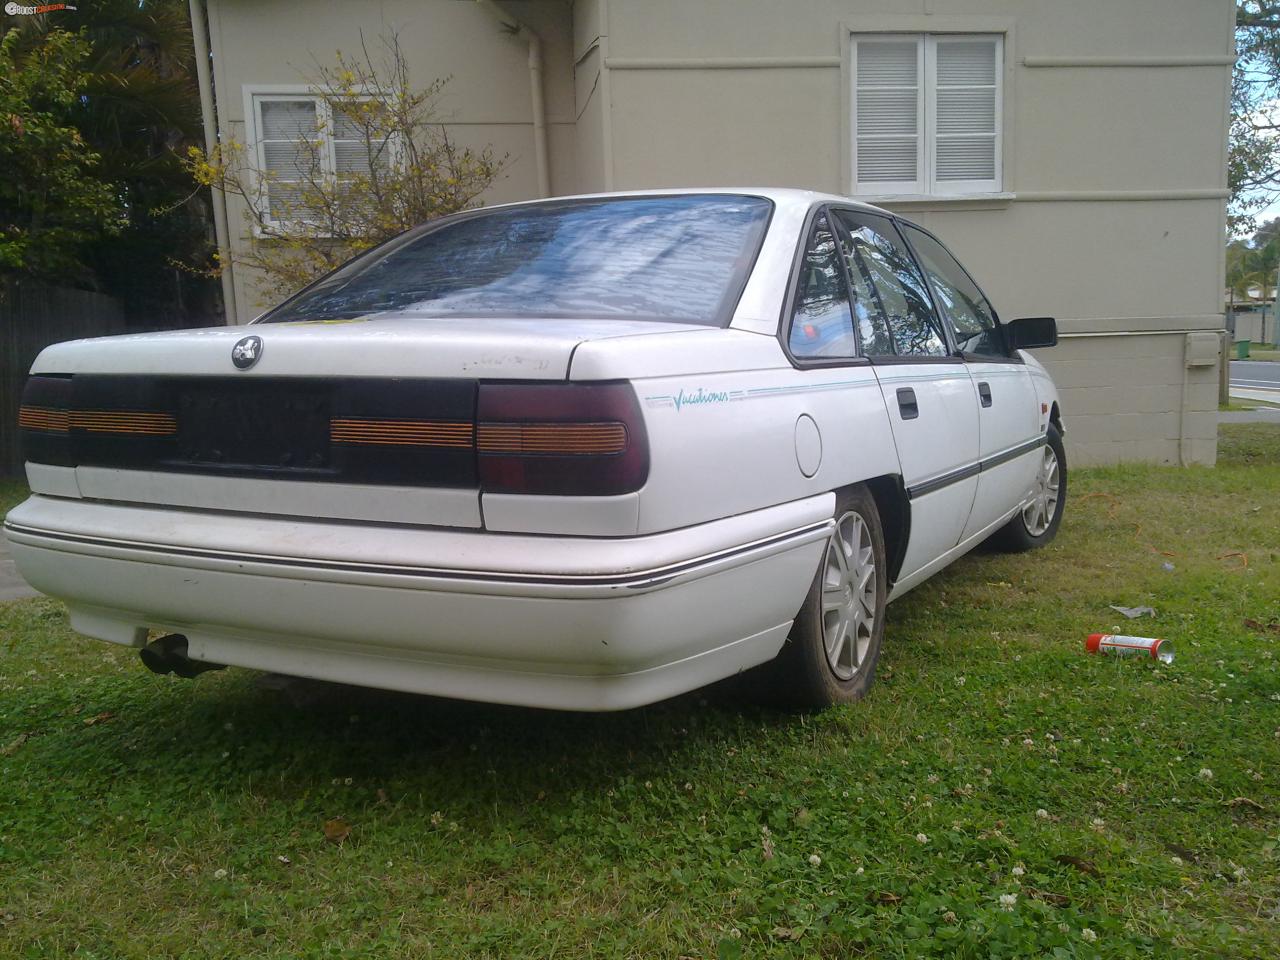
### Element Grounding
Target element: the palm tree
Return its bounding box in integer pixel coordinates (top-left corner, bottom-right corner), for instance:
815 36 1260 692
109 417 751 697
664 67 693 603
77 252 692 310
4 0 200 180
1227 241 1255 313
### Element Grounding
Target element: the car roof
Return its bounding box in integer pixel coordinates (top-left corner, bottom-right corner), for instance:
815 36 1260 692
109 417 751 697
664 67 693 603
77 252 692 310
480 187 893 221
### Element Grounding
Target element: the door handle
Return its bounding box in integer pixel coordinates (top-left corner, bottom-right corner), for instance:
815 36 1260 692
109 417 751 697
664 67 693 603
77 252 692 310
978 381 992 407
896 387 919 420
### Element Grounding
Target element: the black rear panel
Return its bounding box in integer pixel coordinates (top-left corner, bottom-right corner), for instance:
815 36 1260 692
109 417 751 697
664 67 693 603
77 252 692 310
23 375 479 488
172 379 333 475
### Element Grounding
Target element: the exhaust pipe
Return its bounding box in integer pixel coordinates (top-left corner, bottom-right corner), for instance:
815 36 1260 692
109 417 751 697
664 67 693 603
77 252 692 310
139 634 225 679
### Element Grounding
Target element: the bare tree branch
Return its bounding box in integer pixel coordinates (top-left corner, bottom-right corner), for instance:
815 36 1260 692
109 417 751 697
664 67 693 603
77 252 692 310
184 34 507 298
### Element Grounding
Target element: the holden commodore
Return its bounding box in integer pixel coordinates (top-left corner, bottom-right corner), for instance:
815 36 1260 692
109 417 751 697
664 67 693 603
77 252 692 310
4 190 1065 710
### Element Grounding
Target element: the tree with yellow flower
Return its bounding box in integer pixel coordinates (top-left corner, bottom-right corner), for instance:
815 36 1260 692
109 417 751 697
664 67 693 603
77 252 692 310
189 35 507 300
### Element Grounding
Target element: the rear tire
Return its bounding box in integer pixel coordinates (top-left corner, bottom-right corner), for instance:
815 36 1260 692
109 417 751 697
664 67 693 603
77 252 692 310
990 422 1067 553
761 485 887 708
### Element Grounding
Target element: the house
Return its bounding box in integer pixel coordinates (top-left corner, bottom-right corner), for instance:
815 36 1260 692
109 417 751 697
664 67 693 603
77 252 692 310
1228 298 1278 346
191 0 1235 466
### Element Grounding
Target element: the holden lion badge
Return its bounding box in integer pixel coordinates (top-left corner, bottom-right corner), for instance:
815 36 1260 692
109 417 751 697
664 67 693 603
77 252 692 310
231 335 263 370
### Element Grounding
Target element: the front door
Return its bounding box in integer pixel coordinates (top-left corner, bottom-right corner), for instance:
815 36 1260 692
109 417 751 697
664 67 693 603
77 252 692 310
830 210 980 582
899 224 1042 541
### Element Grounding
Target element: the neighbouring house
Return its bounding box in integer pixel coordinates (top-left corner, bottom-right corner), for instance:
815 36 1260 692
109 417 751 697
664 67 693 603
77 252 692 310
192 0 1234 466
1228 300 1278 346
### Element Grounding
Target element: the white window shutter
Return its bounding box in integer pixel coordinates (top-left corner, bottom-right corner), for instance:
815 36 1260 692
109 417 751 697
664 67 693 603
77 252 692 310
854 39 923 192
930 38 1000 190
258 98 319 221
331 105 370 176
332 101 398 182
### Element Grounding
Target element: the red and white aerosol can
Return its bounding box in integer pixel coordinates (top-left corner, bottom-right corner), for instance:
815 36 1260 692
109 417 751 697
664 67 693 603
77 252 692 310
1085 633 1174 664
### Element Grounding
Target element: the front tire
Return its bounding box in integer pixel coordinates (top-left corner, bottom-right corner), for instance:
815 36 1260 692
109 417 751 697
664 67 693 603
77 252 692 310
764 485 887 708
990 422 1067 552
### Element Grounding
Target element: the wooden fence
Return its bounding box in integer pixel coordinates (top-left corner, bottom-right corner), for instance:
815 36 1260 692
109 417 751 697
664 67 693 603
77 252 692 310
1 278 127 476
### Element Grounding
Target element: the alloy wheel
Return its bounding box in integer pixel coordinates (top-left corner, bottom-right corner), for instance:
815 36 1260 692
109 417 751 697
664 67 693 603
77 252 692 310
821 510 877 681
1022 445 1061 537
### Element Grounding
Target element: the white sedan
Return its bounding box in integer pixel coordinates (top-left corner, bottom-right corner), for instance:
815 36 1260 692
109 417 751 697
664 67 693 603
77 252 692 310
4 189 1065 711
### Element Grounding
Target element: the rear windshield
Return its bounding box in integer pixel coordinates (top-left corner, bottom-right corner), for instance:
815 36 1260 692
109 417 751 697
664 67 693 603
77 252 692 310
260 195 773 326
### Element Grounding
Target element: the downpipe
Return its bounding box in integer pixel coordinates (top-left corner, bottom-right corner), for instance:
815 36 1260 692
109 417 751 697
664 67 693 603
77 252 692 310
139 634 225 679
474 0 551 197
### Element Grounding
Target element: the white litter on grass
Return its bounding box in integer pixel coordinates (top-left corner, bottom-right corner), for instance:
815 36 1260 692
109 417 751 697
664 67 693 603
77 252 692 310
1109 604 1157 619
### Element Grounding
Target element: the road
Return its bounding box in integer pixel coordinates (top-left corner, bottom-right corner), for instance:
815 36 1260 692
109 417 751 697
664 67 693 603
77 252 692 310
1228 359 1280 421
1230 359 1280 389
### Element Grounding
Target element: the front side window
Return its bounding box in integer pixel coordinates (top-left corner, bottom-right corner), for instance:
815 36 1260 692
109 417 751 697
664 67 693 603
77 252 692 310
901 225 1005 358
832 211 948 358
262 195 773 326
789 214 855 359
852 34 1002 196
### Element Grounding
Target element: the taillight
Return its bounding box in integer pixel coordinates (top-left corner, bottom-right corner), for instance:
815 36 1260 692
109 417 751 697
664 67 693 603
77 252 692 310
18 375 74 466
476 381 649 496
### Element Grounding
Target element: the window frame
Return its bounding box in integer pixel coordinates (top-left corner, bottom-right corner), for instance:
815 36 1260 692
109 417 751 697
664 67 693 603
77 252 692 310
850 33 1004 199
780 203 974 369
926 34 1003 196
778 204 869 370
243 85 400 233
827 207 962 365
895 219 1019 363
255 193 777 329
782 209 863 366
849 35 926 196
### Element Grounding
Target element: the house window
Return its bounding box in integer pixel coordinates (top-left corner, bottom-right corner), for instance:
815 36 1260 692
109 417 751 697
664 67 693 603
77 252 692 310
851 34 1002 197
250 93 393 226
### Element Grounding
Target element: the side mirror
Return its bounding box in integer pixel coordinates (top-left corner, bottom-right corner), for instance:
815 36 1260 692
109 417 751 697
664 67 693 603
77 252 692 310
1006 316 1058 350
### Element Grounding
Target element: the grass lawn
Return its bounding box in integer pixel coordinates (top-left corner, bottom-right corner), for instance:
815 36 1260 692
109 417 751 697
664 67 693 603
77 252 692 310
2 425 1279 959
0 479 29 515
1243 348 1280 362
1224 399 1280 411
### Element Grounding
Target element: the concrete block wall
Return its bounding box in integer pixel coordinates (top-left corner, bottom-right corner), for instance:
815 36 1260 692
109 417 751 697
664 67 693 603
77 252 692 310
1033 332 1220 467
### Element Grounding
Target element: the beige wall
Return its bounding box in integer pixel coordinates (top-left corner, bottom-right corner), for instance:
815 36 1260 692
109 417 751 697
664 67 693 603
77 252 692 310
206 0 577 319
572 0 1233 465
206 0 1235 466
572 0 608 192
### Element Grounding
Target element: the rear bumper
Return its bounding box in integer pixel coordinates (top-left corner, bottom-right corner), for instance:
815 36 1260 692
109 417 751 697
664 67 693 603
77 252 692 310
3 493 832 710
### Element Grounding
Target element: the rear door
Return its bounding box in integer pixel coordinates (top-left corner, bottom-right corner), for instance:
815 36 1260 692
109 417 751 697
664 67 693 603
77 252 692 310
898 224 1041 541
829 209 980 581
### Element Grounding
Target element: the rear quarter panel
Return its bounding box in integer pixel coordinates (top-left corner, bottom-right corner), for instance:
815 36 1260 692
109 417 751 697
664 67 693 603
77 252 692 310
570 331 900 535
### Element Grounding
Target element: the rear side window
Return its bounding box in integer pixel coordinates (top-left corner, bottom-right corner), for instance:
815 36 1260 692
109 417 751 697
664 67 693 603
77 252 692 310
262 195 773 326
788 214 856 359
901 224 1005 358
831 210 948 358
